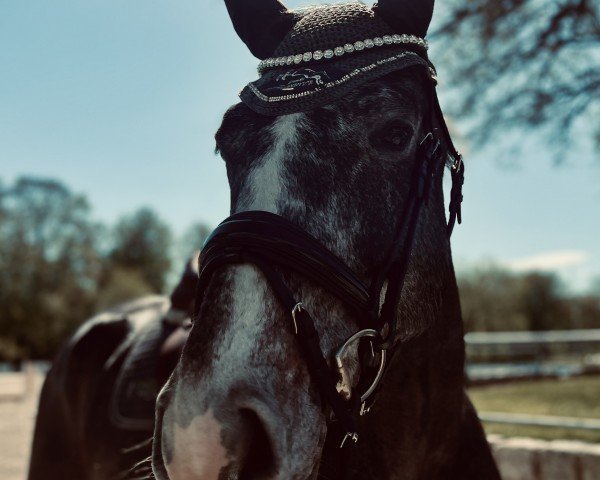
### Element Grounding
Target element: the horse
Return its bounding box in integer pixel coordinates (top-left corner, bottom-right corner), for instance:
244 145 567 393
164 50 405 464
153 2 500 479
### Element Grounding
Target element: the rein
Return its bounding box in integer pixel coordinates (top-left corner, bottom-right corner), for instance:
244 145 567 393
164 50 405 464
194 90 464 451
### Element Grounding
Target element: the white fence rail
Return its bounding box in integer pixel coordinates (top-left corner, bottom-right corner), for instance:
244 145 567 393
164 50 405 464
465 329 600 382
480 412 600 431
466 329 600 346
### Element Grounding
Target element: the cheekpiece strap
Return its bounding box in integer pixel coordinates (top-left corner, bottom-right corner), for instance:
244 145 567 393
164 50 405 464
376 132 441 347
447 155 464 237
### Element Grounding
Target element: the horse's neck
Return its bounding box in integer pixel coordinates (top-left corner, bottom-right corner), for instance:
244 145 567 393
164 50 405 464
364 260 466 478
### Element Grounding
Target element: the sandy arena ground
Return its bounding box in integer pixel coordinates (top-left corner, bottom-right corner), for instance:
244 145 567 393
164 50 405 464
0 372 43 480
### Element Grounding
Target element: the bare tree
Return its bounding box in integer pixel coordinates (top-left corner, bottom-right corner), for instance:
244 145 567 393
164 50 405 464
432 0 600 158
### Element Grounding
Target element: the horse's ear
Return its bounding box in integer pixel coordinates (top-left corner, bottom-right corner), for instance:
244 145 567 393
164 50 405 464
373 0 435 38
224 0 296 59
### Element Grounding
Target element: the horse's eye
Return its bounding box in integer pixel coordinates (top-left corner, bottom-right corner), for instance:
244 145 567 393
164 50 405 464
372 122 413 150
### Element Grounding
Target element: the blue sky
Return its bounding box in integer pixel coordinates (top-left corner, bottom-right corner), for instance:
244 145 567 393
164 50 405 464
2 0 599 293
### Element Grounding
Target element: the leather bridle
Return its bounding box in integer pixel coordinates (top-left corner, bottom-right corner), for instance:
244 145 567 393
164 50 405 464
193 87 464 449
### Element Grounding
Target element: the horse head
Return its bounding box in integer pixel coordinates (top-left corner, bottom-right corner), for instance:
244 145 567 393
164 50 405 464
153 2 473 479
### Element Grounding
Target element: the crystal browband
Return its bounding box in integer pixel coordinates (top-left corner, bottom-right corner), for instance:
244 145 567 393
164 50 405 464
249 52 434 104
258 34 428 72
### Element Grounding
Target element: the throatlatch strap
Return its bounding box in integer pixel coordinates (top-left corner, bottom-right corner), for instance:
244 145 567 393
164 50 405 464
377 134 441 346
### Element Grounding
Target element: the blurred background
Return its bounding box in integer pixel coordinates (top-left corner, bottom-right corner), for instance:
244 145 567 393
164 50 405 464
1 1 599 479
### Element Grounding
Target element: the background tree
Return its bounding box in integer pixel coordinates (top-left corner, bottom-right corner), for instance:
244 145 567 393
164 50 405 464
567 294 600 329
432 0 600 156
517 272 568 330
458 265 528 332
0 177 102 359
106 207 173 293
94 267 157 311
0 177 215 360
457 264 599 332
163 221 210 293
180 222 211 257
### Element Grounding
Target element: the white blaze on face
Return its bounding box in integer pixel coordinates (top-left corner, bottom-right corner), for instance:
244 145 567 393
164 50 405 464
238 113 303 212
164 409 229 480
214 265 271 375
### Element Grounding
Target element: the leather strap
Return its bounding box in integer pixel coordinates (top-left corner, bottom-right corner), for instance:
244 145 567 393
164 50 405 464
377 134 442 348
199 211 375 321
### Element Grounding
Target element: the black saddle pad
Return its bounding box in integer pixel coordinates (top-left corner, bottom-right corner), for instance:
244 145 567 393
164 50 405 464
110 315 176 431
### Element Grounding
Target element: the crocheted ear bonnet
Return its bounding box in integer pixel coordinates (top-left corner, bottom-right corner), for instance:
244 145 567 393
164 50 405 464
225 1 437 116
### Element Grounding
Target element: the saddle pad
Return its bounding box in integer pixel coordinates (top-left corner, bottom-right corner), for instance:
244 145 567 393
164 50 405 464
110 317 177 431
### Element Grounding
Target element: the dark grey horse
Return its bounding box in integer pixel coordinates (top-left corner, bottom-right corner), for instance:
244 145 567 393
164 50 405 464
29 2 500 479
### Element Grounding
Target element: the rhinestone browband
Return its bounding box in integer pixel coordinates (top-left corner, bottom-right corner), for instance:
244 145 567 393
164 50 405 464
258 34 428 72
248 52 433 104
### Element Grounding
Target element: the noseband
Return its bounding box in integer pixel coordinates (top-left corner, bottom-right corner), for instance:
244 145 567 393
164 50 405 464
194 92 464 449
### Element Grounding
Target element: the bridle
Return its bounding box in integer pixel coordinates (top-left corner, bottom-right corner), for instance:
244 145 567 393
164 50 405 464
193 86 464 450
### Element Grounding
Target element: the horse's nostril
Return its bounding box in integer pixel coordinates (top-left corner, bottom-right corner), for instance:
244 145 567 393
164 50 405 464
238 408 277 480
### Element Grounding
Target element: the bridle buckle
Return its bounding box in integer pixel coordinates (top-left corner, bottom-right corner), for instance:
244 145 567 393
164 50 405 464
419 131 434 146
451 153 463 173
